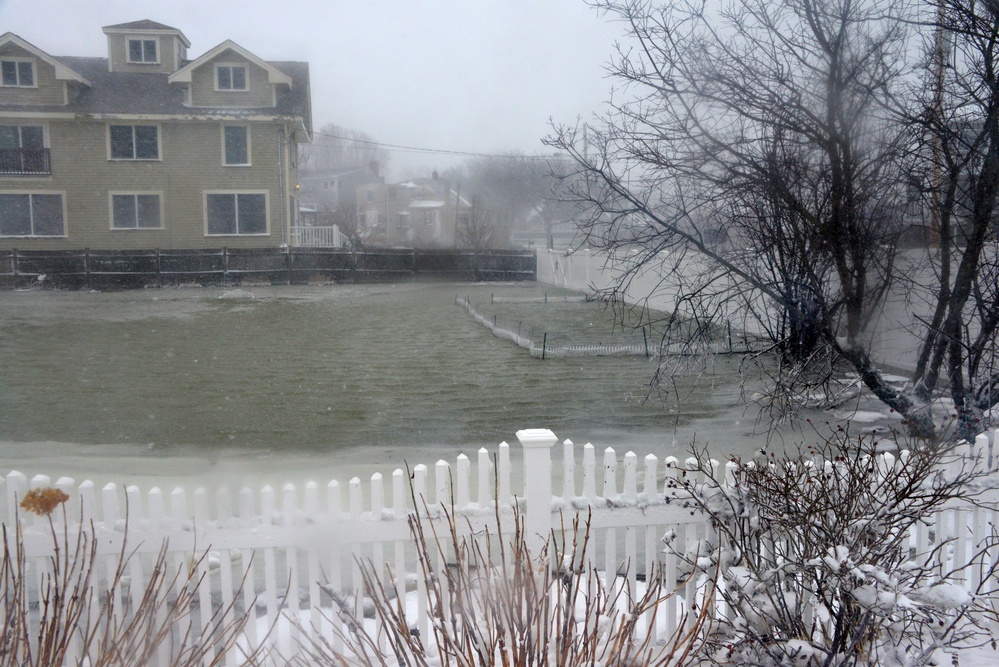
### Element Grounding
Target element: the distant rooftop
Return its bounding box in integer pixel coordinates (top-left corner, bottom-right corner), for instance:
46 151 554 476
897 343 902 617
102 20 183 32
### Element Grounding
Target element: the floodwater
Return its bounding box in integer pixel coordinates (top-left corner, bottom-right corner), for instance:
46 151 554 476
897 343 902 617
0 282 876 491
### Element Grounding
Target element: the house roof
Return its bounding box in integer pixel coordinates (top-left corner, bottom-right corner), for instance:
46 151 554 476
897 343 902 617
103 20 181 31
102 20 191 48
0 33 91 85
0 54 311 128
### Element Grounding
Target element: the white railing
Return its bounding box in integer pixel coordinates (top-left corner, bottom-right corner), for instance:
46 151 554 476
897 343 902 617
3 428 999 664
290 225 345 248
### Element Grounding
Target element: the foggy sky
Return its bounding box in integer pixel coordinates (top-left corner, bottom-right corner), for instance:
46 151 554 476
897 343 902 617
0 0 622 177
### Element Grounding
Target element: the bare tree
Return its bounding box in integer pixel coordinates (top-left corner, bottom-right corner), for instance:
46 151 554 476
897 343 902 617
904 0 999 438
545 0 964 437
459 154 581 248
457 193 502 251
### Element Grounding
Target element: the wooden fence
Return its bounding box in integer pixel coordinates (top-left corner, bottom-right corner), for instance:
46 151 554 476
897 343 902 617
0 247 536 290
3 429 999 664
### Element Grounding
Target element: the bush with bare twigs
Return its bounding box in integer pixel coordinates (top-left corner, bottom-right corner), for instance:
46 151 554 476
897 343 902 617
289 497 699 666
1 488 266 667
665 428 999 666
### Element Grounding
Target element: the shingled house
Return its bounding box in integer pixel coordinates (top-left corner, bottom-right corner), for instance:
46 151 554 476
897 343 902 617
0 20 311 251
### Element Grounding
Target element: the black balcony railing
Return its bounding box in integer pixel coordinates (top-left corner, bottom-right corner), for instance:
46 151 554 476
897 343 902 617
0 148 51 175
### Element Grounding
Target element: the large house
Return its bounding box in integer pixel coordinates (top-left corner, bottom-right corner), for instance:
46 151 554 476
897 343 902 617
0 20 311 251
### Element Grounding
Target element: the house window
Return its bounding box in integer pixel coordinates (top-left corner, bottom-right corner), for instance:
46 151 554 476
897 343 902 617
0 193 64 237
111 193 161 229
109 125 159 160
205 192 267 235
127 39 158 64
223 126 249 165
1 59 34 87
216 64 248 91
0 125 48 175
0 125 44 150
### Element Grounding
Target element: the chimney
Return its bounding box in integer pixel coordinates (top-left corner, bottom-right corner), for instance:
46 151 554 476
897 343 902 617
432 170 439 180
369 160 379 177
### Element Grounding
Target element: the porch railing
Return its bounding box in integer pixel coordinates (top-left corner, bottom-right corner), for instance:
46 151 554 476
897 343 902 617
290 225 345 248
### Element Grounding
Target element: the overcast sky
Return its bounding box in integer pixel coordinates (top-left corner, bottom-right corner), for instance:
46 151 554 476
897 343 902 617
1 0 624 177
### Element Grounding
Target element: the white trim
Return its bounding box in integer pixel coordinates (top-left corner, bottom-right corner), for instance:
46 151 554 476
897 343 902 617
106 122 162 161
214 62 249 92
203 190 270 236
108 191 164 230
0 190 67 237
0 111 306 126
221 124 251 166
125 36 160 65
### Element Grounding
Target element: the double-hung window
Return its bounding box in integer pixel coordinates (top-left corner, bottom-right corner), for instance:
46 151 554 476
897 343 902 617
0 193 65 237
111 193 161 229
206 192 267 235
127 39 158 64
216 64 247 91
223 126 249 165
1 59 34 87
109 125 159 160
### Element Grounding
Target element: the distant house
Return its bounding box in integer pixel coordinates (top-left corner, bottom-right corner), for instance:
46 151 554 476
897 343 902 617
356 173 470 247
298 165 381 216
0 20 311 251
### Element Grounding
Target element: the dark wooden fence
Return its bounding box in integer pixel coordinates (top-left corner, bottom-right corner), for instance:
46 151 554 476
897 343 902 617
0 248 536 290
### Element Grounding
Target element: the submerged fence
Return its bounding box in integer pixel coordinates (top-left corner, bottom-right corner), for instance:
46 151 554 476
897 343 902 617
0 248 536 290
458 294 766 359
4 428 999 664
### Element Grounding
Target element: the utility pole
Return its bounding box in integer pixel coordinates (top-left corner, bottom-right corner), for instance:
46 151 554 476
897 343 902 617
453 181 461 248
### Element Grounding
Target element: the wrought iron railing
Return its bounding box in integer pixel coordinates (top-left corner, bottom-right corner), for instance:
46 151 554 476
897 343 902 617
0 147 51 175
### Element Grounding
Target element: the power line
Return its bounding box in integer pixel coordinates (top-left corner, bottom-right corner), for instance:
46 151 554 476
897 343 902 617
308 128 564 161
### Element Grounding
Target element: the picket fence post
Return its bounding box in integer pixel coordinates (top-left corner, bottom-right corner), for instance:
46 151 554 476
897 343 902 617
516 428 558 558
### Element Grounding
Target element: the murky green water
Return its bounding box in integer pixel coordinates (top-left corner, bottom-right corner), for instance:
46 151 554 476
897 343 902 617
0 282 832 487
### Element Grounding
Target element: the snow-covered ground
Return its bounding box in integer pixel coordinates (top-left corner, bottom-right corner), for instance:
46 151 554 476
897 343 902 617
240 575 999 666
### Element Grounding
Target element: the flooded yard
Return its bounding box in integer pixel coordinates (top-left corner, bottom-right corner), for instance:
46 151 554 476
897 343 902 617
0 282 860 489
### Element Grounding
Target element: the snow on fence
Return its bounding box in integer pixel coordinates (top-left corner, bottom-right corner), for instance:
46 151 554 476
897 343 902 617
4 429 999 665
459 295 765 359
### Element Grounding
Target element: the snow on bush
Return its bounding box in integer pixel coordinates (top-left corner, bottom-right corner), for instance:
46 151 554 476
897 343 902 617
665 427 998 666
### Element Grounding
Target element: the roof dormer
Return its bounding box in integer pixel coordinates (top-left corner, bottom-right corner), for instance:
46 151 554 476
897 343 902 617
169 40 292 109
0 32 90 105
102 20 191 73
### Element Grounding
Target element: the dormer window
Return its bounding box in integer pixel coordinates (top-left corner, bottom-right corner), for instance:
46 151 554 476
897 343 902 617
216 64 247 91
127 38 158 64
1 59 34 87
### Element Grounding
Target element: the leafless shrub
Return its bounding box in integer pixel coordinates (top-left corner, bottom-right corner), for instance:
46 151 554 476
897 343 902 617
291 493 703 666
0 488 267 666
666 428 999 666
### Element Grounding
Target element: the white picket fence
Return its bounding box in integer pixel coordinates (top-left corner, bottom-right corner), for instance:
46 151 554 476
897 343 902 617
3 428 999 665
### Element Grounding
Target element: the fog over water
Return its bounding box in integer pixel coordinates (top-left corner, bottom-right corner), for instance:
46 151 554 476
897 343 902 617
0 282 867 491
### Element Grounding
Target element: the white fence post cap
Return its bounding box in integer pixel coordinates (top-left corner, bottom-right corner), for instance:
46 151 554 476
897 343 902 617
516 429 558 448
